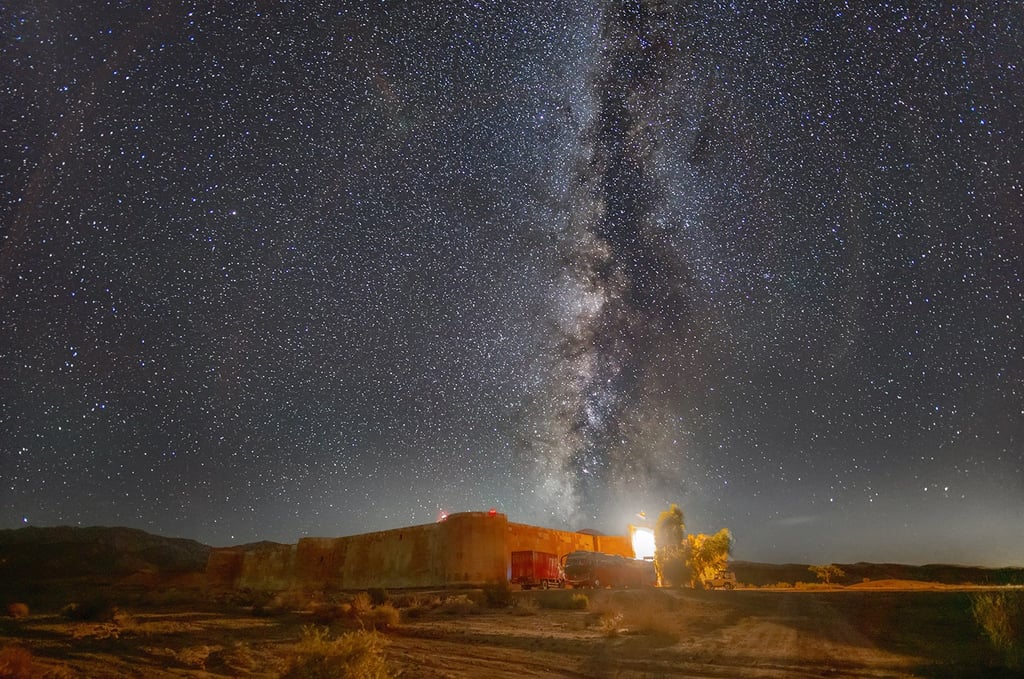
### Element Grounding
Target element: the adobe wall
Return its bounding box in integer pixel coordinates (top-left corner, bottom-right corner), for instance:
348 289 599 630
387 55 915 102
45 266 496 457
206 512 635 591
507 523 634 562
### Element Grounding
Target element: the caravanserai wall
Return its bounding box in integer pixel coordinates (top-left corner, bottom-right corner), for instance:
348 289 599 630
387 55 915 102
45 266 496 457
205 512 635 591
507 522 633 560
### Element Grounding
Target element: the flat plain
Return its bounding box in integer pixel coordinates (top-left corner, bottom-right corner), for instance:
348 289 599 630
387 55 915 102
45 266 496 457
2 583 1021 678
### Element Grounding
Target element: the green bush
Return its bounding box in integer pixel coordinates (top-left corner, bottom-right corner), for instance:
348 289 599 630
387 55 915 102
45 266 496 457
971 592 1024 668
280 626 392 679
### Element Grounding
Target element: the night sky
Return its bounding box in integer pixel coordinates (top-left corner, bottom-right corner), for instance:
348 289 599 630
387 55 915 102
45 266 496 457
2 1 1022 567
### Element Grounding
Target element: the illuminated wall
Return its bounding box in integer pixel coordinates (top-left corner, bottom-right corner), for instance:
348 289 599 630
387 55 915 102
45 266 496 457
205 511 636 591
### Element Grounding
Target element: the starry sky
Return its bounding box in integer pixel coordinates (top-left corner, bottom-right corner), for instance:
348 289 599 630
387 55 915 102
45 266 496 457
2 1 1022 566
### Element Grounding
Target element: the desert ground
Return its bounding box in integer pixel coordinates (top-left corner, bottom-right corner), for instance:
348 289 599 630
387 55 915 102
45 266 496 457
2 582 1022 678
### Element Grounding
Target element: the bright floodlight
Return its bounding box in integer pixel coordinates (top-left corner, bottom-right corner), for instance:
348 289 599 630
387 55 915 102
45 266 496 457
631 526 656 560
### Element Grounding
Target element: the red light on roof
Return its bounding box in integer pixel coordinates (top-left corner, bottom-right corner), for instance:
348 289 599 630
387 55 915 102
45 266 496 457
488 508 497 516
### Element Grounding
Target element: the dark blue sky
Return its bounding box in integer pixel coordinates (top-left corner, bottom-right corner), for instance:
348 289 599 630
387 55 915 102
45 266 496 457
2 1 1021 566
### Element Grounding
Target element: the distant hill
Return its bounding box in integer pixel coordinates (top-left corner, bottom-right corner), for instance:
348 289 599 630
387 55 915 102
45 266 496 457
0 526 211 580
732 560 1024 587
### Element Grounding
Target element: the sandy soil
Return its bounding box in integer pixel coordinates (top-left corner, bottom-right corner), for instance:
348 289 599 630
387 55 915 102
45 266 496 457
0 587 1012 678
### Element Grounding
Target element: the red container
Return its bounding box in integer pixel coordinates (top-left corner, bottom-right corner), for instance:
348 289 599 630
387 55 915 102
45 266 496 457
511 550 564 590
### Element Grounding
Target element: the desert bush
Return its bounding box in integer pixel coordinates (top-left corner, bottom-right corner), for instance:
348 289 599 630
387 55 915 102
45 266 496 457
971 591 1024 668
176 645 214 669
40 665 76 679
0 645 33 679
438 595 478 616
311 602 352 624
361 604 400 631
349 592 372 617
62 596 116 622
569 593 589 610
207 642 257 674
511 597 539 616
5 603 28 619
598 611 624 637
482 582 513 608
621 605 678 641
386 593 416 609
401 594 442 619
589 591 678 642
280 625 391 679
535 591 589 610
366 589 389 606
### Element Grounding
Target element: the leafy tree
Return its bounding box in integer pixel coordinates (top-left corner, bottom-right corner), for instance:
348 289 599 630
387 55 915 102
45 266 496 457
654 504 689 587
687 528 734 588
809 564 846 585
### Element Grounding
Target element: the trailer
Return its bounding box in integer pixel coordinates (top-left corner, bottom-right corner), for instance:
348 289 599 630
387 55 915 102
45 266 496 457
511 550 564 590
562 550 656 589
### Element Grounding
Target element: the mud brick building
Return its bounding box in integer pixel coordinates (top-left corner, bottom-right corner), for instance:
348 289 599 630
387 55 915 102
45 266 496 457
206 511 634 590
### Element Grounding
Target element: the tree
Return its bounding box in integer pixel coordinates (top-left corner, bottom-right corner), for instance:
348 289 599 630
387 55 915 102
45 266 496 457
688 528 734 588
809 564 846 585
654 504 689 587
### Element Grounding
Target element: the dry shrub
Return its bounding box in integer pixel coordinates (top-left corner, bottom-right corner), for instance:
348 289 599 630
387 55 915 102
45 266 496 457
349 593 372 617
971 591 1024 668
280 625 391 679
438 595 478 616
511 597 539 616
387 593 416 609
176 645 214 669
0 645 33 679
536 591 589 610
590 591 678 642
272 591 307 612
40 665 76 679
311 602 352 624
599 611 624 637
395 593 440 622
366 589 389 606
207 642 257 674
361 604 399 631
482 582 513 608
403 594 442 619
622 605 678 640
61 597 117 622
5 604 28 620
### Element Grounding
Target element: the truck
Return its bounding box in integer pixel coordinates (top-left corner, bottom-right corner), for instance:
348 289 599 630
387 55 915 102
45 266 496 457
561 550 656 589
511 550 564 590
704 570 737 590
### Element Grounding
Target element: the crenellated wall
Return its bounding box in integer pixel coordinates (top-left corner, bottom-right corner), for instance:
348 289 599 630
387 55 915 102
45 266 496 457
206 512 635 591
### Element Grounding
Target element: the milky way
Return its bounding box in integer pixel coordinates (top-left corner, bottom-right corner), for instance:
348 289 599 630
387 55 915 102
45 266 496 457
1 1 1022 565
532 1 700 521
